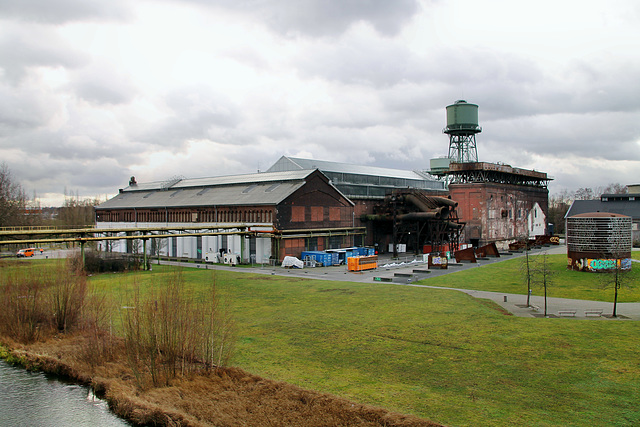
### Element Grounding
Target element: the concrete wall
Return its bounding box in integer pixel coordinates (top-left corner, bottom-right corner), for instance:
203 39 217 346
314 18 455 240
94 222 272 263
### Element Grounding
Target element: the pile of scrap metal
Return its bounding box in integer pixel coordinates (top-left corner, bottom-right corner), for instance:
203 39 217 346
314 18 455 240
454 242 500 263
508 235 559 251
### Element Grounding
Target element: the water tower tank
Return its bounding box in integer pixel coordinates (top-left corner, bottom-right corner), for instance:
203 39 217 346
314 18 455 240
445 100 481 134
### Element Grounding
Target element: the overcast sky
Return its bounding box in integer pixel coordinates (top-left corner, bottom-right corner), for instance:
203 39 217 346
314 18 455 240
1 0 639 206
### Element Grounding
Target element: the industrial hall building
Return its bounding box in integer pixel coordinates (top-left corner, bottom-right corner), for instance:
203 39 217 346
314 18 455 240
94 161 455 263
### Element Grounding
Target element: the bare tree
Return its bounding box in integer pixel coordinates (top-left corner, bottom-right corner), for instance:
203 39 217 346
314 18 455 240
519 234 534 307
150 235 167 257
531 252 555 317
574 187 596 201
0 162 28 227
601 183 628 195
573 182 627 201
57 192 99 228
548 191 572 234
599 256 633 318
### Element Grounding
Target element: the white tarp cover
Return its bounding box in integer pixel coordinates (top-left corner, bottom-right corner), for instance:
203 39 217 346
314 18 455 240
281 256 304 269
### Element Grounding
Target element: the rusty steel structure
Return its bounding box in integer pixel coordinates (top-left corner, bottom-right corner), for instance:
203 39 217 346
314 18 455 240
361 189 464 256
446 162 550 187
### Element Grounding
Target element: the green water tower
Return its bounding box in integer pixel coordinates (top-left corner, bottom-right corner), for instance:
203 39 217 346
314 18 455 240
443 100 481 163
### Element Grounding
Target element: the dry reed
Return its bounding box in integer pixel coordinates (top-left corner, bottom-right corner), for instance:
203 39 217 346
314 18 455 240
120 270 236 389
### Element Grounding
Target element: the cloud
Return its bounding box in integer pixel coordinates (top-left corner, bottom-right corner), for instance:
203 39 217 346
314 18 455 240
0 24 88 83
175 0 421 37
0 85 59 132
0 0 132 24
1 0 639 206
136 85 242 147
70 63 137 105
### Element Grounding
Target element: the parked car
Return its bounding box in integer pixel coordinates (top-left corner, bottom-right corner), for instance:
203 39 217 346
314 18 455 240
16 248 43 258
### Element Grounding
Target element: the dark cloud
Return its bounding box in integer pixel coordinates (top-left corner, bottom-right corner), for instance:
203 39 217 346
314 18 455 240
482 111 640 162
9 150 129 200
0 0 132 24
0 85 58 133
173 0 420 37
0 26 88 83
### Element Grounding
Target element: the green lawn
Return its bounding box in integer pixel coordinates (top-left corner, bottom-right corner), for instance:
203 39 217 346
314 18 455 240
420 252 640 302
88 265 640 426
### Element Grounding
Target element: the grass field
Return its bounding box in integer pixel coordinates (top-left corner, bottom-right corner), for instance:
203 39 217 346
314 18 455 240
420 252 640 302
88 262 640 427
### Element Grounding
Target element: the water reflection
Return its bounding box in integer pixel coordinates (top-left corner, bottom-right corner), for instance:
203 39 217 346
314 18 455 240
0 360 129 426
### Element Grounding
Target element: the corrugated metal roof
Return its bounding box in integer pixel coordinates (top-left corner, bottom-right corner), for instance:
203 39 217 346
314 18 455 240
565 200 640 220
99 170 321 210
121 181 166 192
121 170 314 193
172 170 314 189
98 180 305 210
268 156 436 181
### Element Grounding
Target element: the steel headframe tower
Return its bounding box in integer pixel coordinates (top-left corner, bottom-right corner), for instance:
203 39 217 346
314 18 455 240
443 100 481 163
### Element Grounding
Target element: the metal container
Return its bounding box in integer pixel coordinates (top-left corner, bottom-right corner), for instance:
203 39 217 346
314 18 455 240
300 251 337 266
444 100 482 135
445 100 480 133
566 212 632 272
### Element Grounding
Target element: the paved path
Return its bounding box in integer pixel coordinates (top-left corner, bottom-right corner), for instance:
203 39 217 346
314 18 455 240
400 284 640 320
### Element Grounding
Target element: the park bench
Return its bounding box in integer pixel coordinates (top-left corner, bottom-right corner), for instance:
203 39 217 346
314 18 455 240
558 310 577 317
585 309 603 317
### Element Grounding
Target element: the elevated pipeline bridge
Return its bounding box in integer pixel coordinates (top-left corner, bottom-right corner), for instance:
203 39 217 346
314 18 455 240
0 225 365 268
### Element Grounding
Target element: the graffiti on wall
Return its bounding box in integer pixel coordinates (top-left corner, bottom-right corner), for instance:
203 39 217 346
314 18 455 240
568 257 632 272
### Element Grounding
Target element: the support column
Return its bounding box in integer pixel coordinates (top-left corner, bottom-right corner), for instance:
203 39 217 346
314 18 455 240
143 239 148 270
80 239 85 270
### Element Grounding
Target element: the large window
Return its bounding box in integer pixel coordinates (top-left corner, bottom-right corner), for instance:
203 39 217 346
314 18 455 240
311 207 323 221
292 206 305 222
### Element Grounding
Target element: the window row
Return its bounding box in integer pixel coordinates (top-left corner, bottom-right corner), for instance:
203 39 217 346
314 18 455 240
97 208 274 224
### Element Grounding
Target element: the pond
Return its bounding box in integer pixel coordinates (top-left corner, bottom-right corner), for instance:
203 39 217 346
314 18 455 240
0 359 129 426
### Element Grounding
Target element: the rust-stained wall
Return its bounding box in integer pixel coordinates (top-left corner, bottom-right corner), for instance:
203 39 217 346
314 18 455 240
276 170 356 259
449 182 548 246
353 200 379 246
276 170 354 231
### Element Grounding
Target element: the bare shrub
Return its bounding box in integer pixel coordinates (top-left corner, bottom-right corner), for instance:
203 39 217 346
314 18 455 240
120 270 235 389
79 292 118 370
200 276 236 371
0 260 89 342
49 259 88 332
0 263 53 342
